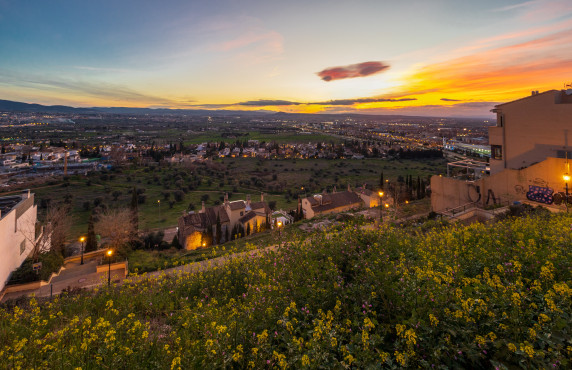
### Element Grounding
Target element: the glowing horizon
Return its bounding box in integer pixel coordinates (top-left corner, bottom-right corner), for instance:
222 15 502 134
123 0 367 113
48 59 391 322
1 0 572 117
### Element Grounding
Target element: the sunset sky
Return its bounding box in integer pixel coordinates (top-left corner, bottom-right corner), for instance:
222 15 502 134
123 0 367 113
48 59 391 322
1 0 572 117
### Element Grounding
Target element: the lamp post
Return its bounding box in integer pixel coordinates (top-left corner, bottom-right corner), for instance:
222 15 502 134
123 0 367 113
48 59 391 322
106 249 113 286
378 191 384 223
277 221 283 247
157 199 161 220
564 174 570 213
79 236 86 265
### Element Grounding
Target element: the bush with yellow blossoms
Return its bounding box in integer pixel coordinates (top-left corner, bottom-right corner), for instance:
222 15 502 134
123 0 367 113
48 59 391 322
1 212 570 368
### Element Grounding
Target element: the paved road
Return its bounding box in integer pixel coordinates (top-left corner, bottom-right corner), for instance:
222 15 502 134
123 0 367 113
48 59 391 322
1 253 126 302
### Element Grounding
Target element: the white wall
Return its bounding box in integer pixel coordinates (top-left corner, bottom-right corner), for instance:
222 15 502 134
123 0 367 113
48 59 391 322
0 197 37 290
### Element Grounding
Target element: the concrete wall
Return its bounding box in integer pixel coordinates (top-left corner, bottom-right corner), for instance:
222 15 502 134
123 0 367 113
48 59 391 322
432 157 571 212
490 90 572 174
0 194 37 290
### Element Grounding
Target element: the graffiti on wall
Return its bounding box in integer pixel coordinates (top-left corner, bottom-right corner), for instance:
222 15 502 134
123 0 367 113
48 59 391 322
526 185 554 204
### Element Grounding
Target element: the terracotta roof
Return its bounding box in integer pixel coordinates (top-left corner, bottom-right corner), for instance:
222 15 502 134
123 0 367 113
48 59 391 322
305 191 362 213
358 187 375 197
182 212 209 229
307 197 319 206
229 201 246 210
205 205 230 224
238 210 258 223
250 201 272 214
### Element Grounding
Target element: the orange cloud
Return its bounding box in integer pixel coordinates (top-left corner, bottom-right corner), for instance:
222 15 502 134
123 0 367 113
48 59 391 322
399 27 572 106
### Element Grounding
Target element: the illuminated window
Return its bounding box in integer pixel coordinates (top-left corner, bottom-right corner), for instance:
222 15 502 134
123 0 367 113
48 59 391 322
491 145 502 160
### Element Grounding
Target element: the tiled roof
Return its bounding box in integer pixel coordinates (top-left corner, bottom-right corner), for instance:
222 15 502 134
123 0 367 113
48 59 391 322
205 205 230 224
182 212 209 229
358 188 375 197
305 191 362 213
229 201 246 210
238 210 258 223
250 201 272 214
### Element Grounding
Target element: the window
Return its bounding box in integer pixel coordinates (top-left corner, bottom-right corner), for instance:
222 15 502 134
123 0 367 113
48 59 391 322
556 150 572 159
498 114 504 127
20 240 26 255
240 211 243 216
491 145 503 160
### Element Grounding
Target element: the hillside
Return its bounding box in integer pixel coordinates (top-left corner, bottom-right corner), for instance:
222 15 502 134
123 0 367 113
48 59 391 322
1 213 571 368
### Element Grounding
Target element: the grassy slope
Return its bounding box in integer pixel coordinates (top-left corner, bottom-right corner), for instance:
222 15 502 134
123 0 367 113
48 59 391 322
1 213 571 368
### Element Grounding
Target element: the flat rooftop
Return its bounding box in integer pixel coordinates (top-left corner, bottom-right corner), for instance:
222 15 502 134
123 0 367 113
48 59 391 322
0 194 25 218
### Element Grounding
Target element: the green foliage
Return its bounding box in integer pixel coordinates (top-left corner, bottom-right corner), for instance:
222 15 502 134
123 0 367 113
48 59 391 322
85 212 98 252
7 251 64 285
5 209 571 368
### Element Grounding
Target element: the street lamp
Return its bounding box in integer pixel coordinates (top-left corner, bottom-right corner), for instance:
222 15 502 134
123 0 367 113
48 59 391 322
157 199 161 220
564 174 570 213
106 249 113 286
277 221 283 247
378 191 384 223
79 236 85 265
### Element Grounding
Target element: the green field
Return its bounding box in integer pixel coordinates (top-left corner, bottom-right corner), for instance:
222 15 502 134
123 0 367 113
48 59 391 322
0 157 446 241
184 131 341 145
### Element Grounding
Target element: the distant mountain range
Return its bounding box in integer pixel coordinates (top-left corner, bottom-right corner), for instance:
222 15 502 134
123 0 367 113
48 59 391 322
0 98 488 122
0 99 272 116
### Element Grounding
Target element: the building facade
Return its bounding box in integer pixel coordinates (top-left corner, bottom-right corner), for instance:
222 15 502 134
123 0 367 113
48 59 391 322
299 186 364 219
178 193 272 250
432 89 572 213
0 190 39 290
489 89 572 175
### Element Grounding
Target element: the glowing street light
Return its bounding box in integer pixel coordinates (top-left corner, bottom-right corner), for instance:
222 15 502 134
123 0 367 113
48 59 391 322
564 174 570 213
106 249 113 286
79 236 86 265
277 220 283 247
378 191 384 223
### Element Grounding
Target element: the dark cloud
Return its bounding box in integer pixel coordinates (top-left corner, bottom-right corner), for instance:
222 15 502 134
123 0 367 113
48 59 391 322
453 101 498 108
317 61 390 82
310 97 416 106
237 99 302 106
440 98 461 102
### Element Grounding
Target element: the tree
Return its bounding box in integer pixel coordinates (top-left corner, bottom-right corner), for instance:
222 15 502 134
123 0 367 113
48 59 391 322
112 190 122 201
85 211 98 252
45 204 72 255
215 215 222 244
95 208 137 251
171 234 181 249
130 187 139 230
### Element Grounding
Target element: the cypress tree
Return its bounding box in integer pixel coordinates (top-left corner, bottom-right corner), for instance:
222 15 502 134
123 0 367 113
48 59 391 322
131 187 139 230
85 212 97 252
215 215 222 244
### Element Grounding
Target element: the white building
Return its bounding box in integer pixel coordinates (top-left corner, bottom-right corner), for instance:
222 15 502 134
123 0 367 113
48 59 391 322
0 190 39 290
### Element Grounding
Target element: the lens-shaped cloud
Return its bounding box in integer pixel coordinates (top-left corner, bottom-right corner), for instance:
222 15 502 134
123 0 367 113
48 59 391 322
316 61 390 82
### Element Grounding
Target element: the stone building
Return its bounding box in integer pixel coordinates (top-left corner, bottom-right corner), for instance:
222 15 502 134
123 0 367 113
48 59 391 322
299 186 364 219
177 193 271 250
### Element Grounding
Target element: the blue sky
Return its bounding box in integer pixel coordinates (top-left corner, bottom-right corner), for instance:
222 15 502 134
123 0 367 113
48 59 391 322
1 0 572 116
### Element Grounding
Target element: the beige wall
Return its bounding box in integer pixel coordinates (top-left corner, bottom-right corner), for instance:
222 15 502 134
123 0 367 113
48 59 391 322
490 91 572 174
432 157 571 212
0 195 37 290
